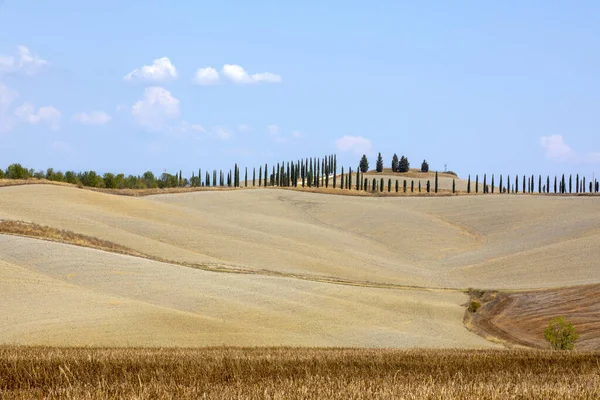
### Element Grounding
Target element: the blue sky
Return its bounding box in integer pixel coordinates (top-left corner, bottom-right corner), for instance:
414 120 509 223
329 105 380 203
1 0 599 179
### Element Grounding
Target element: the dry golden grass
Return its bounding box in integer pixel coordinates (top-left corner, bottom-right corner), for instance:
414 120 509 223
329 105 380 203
1 347 598 399
0 220 147 258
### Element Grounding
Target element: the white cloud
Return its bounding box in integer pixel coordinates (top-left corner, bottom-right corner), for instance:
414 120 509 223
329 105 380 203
167 121 206 138
72 111 111 125
267 124 280 136
237 123 250 133
132 86 180 131
193 67 219 85
540 135 575 161
124 57 177 83
292 130 303 138
14 102 61 130
221 64 282 84
213 125 232 140
251 72 282 83
335 135 372 155
540 135 600 164
0 45 48 75
0 82 18 132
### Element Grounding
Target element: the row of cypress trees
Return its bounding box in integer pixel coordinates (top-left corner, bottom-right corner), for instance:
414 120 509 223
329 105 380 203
464 173 600 194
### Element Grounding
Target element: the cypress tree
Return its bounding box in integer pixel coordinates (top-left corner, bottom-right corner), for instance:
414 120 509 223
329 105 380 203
576 174 579 194
340 167 344 190
364 178 368 192
419 181 421 192
546 176 550 194
372 178 377 192
522 175 525 193
554 176 557 193
332 162 336 188
569 175 572 193
345 174 349 189
499 175 503 194
333 155 337 185
582 177 586 193
348 167 352 190
213 170 217 187
411 180 414 193
467 175 471 193
264 164 267 187
395 179 399 193
491 174 494 194
356 168 360 190
483 174 487 194
515 175 519 193
179 170 182 187
199 169 202 186
380 178 384 192
475 175 479 193
435 171 439 193
427 180 430 193
316 159 320 188
507 176 510 194
206 172 210 187
590 181 593 193
376 152 384 173
388 178 391 192
452 179 456 194
561 174 565 194
403 179 407 193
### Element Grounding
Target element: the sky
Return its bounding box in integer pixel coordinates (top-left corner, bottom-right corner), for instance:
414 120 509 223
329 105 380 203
1 0 599 179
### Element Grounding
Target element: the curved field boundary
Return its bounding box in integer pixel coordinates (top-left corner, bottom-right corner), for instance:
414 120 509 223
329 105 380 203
465 285 600 350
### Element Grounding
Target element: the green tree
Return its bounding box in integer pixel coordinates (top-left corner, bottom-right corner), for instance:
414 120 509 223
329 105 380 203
0 169 4 179
452 179 456 193
421 160 429 173
391 153 399 172
434 171 439 193
6 163 29 180
103 172 117 189
426 180 430 193
380 178 384 192
388 178 391 192
544 316 579 350
475 175 479 193
376 152 384 173
395 179 399 193
403 179 407 193
411 180 414 193
467 175 471 194
398 156 410 173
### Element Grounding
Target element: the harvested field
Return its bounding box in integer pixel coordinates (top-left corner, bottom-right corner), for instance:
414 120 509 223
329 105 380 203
468 284 600 350
0 235 489 348
1 183 599 348
1 185 598 289
1 347 599 399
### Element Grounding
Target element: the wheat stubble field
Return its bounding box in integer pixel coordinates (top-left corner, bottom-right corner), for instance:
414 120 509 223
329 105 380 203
1 183 600 398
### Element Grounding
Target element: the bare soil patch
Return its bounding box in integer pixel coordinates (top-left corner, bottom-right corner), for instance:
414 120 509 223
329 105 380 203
466 285 600 350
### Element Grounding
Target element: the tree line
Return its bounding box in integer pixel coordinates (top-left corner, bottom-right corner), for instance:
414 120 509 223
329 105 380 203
1 156 598 195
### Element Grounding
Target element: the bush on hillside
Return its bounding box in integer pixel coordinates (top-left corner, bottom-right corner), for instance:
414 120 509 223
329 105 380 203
544 317 578 350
